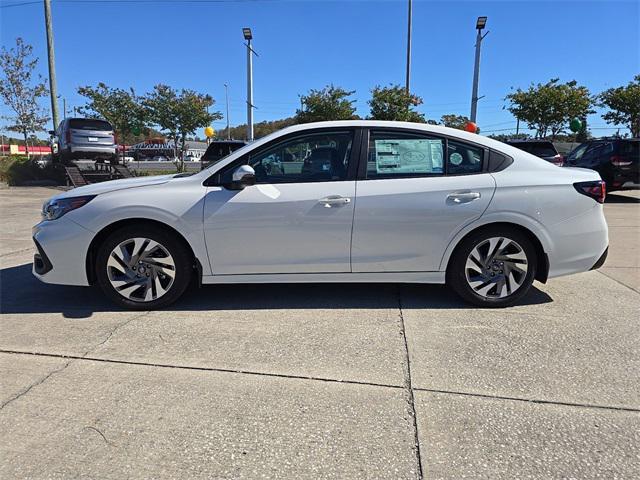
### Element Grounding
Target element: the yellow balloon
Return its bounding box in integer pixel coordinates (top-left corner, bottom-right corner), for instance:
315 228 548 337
204 126 215 138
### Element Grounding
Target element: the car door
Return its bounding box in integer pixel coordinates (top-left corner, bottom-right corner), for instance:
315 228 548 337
351 129 495 273
203 129 359 275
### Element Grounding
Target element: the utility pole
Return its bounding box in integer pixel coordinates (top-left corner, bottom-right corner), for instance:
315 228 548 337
405 0 412 94
243 28 255 142
224 83 230 140
470 16 488 124
63 97 66 119
43 0 60 130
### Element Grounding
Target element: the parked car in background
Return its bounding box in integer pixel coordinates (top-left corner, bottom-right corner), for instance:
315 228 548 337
33 121 608 310
506 139 564 166
200 140 247 170
564 138 640 190
51 118 117 163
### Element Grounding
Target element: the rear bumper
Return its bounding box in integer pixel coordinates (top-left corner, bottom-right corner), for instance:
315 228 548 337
69 145 116 155
547 205 609 279
590 247 608 271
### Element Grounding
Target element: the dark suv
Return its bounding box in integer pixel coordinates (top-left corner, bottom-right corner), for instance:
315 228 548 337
506 140 564 166
564 138 639 190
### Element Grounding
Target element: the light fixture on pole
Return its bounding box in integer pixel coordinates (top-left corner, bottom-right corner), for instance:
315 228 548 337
243 27 256 141
470 16 488 124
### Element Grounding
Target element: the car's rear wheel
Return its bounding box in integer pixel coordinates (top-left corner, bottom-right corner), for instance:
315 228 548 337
95 225 192 310
447 227 537 307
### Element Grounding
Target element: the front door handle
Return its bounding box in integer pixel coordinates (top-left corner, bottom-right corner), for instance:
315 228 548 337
318 195 351 208
447 191 481 204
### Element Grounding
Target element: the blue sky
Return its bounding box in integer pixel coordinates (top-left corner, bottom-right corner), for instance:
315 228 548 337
1 0 638 138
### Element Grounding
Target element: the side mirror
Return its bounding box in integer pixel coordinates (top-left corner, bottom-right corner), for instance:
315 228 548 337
227 164 256 190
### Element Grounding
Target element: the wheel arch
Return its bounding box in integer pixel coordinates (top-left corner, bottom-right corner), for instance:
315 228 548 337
85 218 202 285
442 221 550 284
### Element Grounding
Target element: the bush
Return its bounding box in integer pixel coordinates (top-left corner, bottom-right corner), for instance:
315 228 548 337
0 155 59 186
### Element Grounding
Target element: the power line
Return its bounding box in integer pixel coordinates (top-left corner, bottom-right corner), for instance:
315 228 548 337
0 0 279 7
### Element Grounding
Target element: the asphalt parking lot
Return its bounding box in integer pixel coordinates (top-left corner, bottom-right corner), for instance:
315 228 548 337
1 186 639 479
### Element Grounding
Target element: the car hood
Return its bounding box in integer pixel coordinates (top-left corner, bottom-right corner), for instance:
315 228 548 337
53 174 175 200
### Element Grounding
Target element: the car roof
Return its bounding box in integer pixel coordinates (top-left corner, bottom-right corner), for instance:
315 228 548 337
192 120 556 180
271 120 520 151
505 139 554 144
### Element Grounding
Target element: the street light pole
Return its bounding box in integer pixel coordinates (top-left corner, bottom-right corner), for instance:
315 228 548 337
224 83 230 140
243 28 254 142
405 0 412 94
470 16 488 124
43 0 60 130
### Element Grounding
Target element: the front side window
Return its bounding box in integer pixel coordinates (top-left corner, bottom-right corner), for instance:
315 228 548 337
447 140 483 174
247 131 353 184
367 131 444 179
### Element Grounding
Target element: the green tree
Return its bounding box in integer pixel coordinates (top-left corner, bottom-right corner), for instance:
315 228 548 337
440 114 471 130
598 75 640 137
296 85 357 123
77 82 148 160
218 117 299 141
0 38 49 157
368 84 425 123
144 84 221 171
506 78 593 139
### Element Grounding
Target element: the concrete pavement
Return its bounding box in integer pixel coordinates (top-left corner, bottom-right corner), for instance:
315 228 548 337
1 185 638 479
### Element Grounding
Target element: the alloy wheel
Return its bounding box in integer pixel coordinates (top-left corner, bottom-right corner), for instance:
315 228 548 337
464 236 529 299
106 237 176 302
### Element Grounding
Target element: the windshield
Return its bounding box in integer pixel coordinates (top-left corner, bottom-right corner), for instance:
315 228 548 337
512 142 557 157
566 143 589 161
202 142 255 170
202 142 246 165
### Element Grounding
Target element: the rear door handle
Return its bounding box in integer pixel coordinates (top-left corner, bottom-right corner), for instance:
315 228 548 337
447 191 481 204
319 195 351 208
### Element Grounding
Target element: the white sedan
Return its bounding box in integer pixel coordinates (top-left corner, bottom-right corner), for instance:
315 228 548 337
33 121 609 309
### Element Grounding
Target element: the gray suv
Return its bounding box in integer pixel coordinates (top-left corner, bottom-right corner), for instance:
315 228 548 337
51 118 117 163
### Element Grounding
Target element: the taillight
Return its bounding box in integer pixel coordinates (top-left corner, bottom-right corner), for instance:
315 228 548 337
113 132 118 144
574 180 606 204
610 155 632 167
553 154 564 166
65 129 71 143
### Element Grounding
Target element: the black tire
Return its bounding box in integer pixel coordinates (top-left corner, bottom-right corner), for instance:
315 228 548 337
95 225 192 310
446 226 537 308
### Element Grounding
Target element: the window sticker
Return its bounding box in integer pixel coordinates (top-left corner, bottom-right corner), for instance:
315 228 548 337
374 139 443 174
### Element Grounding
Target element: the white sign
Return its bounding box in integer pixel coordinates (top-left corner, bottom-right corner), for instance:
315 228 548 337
374 139 443 174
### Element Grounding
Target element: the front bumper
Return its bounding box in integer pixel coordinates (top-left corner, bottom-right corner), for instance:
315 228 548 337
32 216 95 286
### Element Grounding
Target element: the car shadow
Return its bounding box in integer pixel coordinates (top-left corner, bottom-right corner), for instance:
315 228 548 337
606 192 640 203
1 263 553 318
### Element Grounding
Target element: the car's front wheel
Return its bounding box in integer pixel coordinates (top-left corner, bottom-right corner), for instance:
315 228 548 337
447 227 537 307
95 225 192 310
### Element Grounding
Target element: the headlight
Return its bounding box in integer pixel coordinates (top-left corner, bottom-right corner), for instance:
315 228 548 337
42 195 96 221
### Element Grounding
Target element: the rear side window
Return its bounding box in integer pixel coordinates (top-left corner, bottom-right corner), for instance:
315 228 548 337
367 131 444 178
68 119 113 131
619 141 640 159
447 140 483 174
